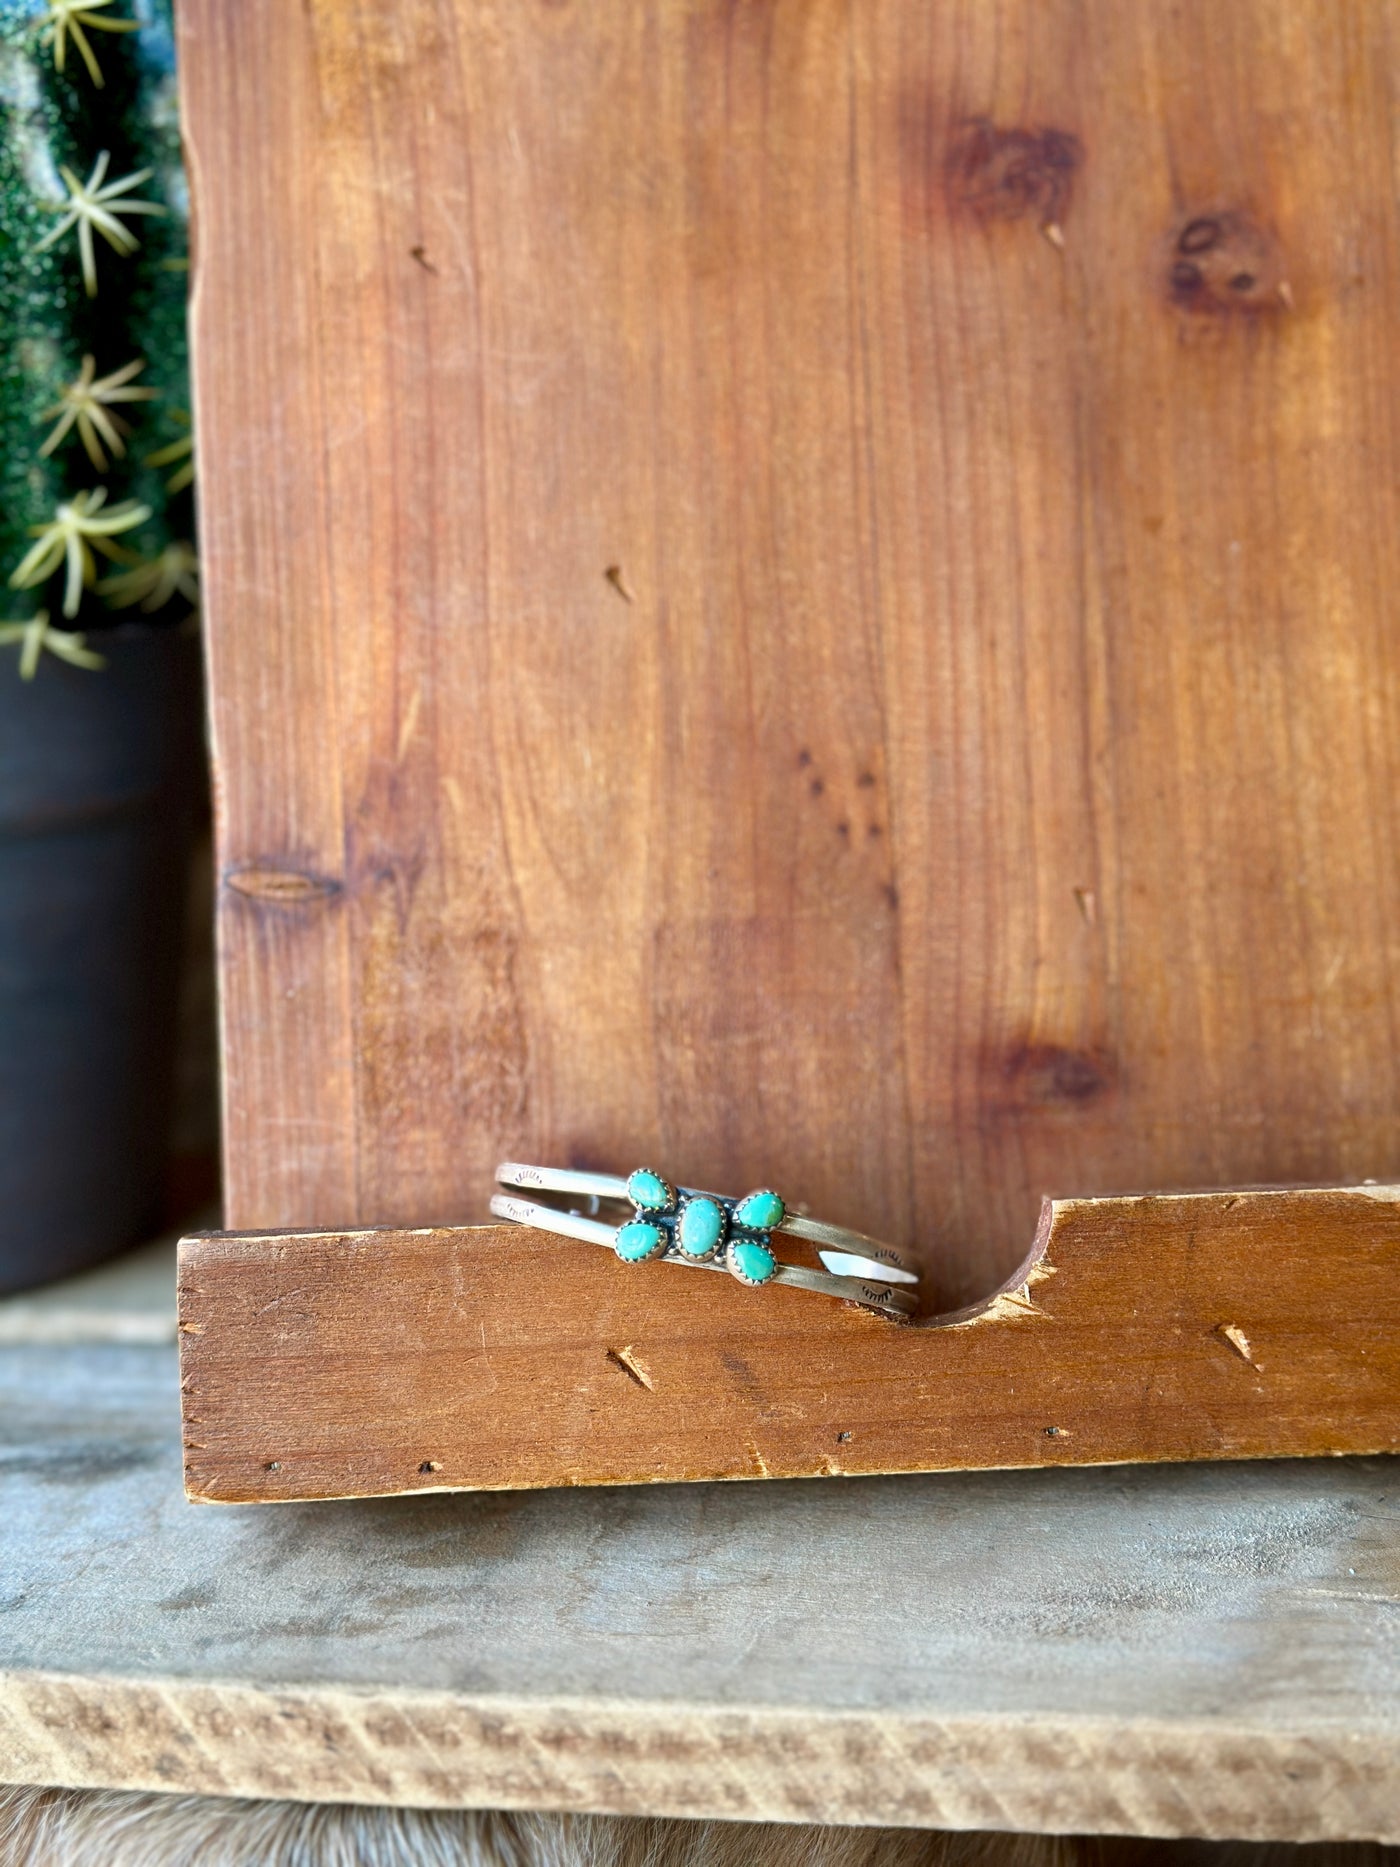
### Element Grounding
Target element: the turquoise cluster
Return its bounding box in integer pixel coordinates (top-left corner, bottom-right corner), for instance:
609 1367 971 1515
620 1169 785 1287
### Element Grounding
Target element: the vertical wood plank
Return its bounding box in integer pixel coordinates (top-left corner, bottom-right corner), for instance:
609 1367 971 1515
184 0 1400 1305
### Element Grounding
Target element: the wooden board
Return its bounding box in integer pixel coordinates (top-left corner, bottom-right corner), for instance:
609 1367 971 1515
181 0 1400 1318
180 1183 1400 1503
9 1333 1400 1839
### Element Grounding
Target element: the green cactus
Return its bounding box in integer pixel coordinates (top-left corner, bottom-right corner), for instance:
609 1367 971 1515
0 0 193 672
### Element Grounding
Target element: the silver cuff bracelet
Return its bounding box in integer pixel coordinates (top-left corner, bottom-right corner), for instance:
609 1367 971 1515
491 1163 919 1320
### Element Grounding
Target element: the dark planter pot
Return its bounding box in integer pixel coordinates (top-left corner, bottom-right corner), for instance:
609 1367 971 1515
0 626 205 1294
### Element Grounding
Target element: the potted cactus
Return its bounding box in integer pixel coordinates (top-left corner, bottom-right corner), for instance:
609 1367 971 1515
0 0 202 1291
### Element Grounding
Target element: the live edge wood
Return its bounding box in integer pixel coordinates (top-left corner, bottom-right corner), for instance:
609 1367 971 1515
183 0 1400 1316
181 1183 1400 1503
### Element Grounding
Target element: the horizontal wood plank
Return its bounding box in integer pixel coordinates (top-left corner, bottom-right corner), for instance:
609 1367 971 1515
181 1183 1400 1502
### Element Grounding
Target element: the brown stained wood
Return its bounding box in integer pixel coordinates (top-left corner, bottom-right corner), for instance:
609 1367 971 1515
180 1184 1400 1502
181 0 1400 1316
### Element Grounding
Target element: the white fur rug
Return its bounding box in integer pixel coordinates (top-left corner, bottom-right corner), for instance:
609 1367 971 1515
0 1792 1393 1867
0 1792 1094 1867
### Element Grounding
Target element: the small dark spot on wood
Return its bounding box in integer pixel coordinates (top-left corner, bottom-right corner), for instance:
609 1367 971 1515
1230 272 1256 293
1178 218 1220 255
996 1041 1116 1110
409 244 438 274
809 778 824 797
867 823 883 840
604 564 635 604
836 820 850 838
264 1460 280 1472
159 1584 215 1613
883 882 899 910
947 118 1082 229
1044 1052 1103 1100
797 748 812 767
1171 260 1203 294
857 771 876 789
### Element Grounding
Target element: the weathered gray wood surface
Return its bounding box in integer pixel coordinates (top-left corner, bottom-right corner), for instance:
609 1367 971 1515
3 1330 1400 1839
0 1236 178 1346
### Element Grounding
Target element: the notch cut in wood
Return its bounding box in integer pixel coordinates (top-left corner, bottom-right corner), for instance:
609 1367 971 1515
179 1183 1400 1504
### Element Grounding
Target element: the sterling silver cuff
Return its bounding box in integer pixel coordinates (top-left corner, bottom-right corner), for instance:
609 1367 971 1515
491 1163 919 1320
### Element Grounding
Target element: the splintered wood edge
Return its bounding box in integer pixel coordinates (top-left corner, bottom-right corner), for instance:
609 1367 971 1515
1 1669 1397 1840
925 1196 1059 1329
938 1180 1400 1328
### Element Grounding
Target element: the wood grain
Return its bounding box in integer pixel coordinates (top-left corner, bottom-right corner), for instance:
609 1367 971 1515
181 0 1400 1310
12 1336 1400 1836
10 1673 1400 1839
180 1183 1400 1502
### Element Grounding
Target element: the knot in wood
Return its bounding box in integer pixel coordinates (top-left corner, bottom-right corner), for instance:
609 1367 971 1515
1166 212 1285 316
947 119 1082 226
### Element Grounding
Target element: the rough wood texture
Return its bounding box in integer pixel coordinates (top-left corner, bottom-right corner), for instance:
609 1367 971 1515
10 1339 1400 1838
180 1184 1400 1503
182 0 1400 1310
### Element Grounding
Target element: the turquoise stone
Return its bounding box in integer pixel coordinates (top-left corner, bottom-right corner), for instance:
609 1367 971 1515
615 1219 665 1262
734 1189 785 1232
728 1239 777 1286
627 1168 673 1213
677 1196 724 1259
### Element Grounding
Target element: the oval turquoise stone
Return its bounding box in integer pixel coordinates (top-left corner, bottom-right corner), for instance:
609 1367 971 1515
626 1168 673 1212
615 1220 665 1262
677 1196 724 1259
729 1239 777 1285
734 1189 785 1232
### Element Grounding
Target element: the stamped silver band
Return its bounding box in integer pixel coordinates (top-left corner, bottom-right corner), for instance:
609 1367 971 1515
491 1164 919 1320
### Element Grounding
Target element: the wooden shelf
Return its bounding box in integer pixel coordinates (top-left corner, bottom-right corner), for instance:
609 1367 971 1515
180 1184 1400 1503
4 1285 1400 1840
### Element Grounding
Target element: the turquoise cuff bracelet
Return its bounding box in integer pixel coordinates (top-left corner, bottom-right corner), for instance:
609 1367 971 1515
491 1163 919 1319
